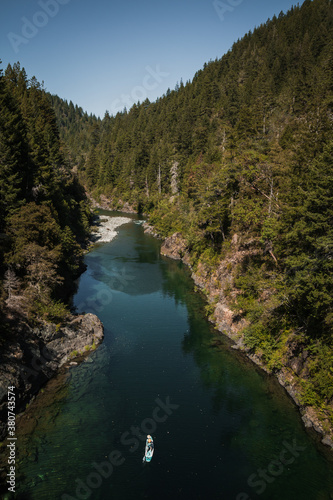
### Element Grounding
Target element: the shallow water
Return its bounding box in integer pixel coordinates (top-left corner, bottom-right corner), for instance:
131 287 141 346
13 212 333 499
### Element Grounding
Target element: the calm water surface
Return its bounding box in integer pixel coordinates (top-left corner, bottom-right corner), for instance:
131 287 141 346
14 212 333 499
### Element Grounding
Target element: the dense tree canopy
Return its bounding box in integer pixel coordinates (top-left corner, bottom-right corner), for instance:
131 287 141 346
0 63 91 322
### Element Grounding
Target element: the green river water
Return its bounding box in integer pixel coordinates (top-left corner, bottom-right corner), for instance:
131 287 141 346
11 211 333 499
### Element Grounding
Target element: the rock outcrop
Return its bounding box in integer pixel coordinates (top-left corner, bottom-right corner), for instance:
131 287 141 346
161 232 189 261
0 313 103 441
143 222 161 238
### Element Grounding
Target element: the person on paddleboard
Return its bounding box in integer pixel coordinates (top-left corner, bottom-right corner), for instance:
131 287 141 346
147 435 154 452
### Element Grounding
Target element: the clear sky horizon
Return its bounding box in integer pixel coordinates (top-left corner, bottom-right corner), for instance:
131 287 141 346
1 0 305 118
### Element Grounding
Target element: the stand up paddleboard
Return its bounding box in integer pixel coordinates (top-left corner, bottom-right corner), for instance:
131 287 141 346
143 435 154 462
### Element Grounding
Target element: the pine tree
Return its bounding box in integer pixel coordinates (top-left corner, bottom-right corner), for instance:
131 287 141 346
0 67 27 230
277 140 333 335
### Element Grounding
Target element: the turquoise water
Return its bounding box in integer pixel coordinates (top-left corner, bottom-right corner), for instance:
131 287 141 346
14 212 333 499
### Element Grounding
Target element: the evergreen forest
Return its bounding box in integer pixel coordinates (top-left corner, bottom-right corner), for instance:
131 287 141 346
1 0 333 426
0 63 92 325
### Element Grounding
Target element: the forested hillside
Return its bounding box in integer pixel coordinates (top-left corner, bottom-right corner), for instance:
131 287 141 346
55 0 333 423
48 94 99 171
0 63 91 326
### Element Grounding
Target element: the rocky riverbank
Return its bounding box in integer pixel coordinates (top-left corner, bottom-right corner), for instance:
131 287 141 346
90 214 132 243
0 313 103 442
160 231 333 449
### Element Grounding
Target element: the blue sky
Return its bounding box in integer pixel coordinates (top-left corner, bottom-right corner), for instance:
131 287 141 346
1 0 305 117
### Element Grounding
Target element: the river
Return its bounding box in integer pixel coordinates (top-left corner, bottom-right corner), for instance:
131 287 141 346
14 211 333 500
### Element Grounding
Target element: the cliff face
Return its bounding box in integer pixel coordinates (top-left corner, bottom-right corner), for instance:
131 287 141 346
0 313 103 441
160 232 333 448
